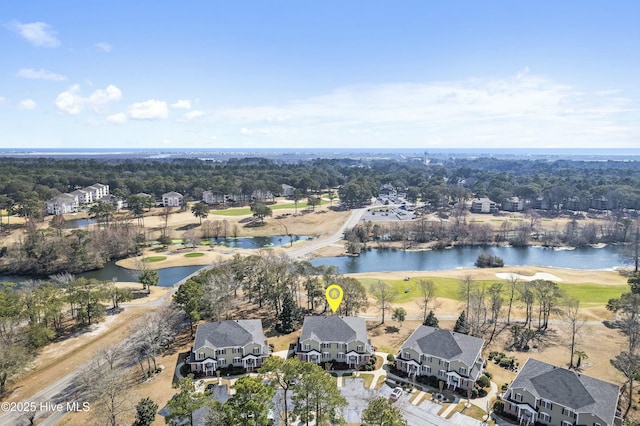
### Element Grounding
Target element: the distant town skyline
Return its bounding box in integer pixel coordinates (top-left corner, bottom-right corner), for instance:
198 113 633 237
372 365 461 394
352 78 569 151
2 1 639 149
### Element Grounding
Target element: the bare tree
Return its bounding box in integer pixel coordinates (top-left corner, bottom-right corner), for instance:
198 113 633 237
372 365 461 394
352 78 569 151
564 298 585 369
487 282 504 343
370 280 397 324
518 281 535 328
417 279 436 323
78 343 133 426
505 273 520 324
532 279 564 330
467 283 487 336
160 206 173 236
459 275 475 319
127 306 183 377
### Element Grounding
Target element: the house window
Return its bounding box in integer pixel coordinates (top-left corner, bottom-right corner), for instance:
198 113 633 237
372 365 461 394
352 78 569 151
323 352 330 359
303 344 310 351
216 349 226 355
218 359 226 366
233 357 241 364
423 365 431 373
541 400 553 410
459 367 466 374
338 353 345 359
357 345 364 352
562 408 575 418
253 347 261 354
404 352 411 359
197 352 204 360
439 370 445 377
233 347 243 353
515 393 523 402
539 412 550 422
322 343 331 349
561 421 572 426
594 423 601 426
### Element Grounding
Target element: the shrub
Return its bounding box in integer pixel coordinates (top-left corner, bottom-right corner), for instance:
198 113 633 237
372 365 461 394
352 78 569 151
476 375 491 389
475 253 504 268
483 371 492 379
501 383 509 392
387 354 395 363
493 400 504 414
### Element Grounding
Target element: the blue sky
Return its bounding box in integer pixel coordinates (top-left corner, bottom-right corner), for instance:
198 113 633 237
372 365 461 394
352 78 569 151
2 1 639 149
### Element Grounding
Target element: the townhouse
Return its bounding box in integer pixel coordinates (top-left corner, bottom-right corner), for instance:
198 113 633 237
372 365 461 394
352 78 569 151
296 316 373 368
188 319 269 375
395 326 484 392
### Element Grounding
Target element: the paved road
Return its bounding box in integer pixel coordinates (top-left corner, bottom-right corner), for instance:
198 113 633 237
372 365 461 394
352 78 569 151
0 268 204 426
286 207 367 259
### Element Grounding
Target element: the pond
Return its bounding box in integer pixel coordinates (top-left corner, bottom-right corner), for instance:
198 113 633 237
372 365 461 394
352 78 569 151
207 235 313 249
63 217 97 229
310 244 627 274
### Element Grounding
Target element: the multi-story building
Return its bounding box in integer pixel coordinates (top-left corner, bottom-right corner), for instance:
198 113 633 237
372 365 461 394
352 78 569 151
162 191 184 207
46 193 79 215
503 196 525 212
503 358 620 426
395 326 484 391
470 198 497 214
188 320 269 375
296 316 372 368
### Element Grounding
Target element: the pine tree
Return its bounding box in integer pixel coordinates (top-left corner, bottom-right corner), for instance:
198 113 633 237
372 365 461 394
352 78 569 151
423 310 439 328
278 292 298 333
454 311 470 334
133 397 158 426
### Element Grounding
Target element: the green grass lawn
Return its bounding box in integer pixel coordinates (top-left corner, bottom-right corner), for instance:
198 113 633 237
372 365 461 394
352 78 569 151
357 276 626 305
184 252 205 258
143 256 167 262
209 201 322 216
558 283 627 304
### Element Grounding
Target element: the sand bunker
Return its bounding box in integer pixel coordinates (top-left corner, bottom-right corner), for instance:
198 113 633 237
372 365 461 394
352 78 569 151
496 272 563 282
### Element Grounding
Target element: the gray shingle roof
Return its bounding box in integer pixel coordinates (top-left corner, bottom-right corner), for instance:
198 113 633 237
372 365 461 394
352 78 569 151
510 358 620 425
400 326 484 369
300 316 369 345
193 319 265 350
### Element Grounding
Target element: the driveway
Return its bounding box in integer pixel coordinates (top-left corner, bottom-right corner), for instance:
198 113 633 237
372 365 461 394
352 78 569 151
342 379 486 426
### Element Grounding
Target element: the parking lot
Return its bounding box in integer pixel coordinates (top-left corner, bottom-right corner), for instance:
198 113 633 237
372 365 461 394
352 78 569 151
341 379 486 426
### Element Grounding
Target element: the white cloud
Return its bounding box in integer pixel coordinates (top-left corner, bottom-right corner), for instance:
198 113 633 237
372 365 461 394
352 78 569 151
7 21 60 47
106 112 127 124
181 110 205 121
18 98 37 110
208 71 639 148
0 97 5 106
128 100 168 120
55 84 122 115
17 68 66 81
95 42 112 52
171 99 191 109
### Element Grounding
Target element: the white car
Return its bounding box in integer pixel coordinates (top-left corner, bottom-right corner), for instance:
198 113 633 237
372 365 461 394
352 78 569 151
390 386 403 401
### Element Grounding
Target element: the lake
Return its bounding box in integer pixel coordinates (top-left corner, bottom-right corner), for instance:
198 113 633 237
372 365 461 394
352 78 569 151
1 244 627 287
310 245 626 274
207 235 313 249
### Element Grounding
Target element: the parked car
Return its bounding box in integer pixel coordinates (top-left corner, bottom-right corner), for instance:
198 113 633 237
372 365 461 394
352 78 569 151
390 386 403 401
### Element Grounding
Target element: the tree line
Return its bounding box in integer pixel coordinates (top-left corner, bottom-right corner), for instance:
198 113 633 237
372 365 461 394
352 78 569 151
1 155 639 225
173 253 368 334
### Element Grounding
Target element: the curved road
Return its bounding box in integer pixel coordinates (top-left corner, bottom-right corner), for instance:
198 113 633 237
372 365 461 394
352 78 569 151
287 207 367 259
